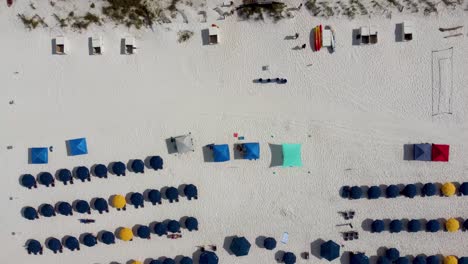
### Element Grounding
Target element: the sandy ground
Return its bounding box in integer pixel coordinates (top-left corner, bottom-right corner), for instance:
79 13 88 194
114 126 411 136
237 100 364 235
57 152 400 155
0 0 468 264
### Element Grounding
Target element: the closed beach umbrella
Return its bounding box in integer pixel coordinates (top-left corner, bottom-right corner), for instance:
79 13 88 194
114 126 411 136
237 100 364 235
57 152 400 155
57 202 73 216
75 166 90 182
350 186 362 199
263 237 277 250
403 184 417 198
372 220 385 233
153 222 168 236
23 206 39 220
167 220 181 233
427 256 440 264
93 198 109 214
148 189 162 205
199 251 219 264
165 187 179 203
131 159 145 173
58 169 73 185
180 256 193 264
83 233 97 247
397 257 410 264
444 256 458 264
112 195 126 210
40 203 56 217
378 257 392 264
100 231 115 245
46 237 62 253
163 258 175 264
185 217 199 231
459 257 468 264
413 255 427 264
460 182 468 195
386 248 400 261
130 192 144 208
184 184 198 200
441 182 456 196
39 172 55 187
75 200 91 214
112 162 126 176
390 220 403 233
21 174 37 189
408 219 421 232
94 164 108 178
64 236 80 251
283 252 297 264
445 218 460 232
426 220 440 232
367 186 381 199
137 225 151 239
27 239 43 255
149 156 164 170
320 240 340 261
119 227 133 241
230 237 251 257
422 183 437 197
350 253 369 264
386 185 400 198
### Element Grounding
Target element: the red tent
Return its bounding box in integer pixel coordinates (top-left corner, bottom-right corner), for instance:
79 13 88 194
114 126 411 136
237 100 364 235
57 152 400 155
432 144 449 162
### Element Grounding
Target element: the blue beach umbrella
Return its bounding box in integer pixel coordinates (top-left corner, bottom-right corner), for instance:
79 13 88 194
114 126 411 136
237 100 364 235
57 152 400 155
378 257 392 264
403 184 417 198
180 256 193 264
64 236 80 251
149 260 162 264
100 231 115 245
390 220 403 233
422 183 437 197
21 174 37 189
167 220 181 233
426 220 440 233
396 257 410 264
408 219 421 232
459 257 468 264
371 220 385 233
283 252 297 264
46 237 62 253
82 233 97 247
341 186 350 198
39 172 55 187
163 258 175 264
75 166 90 182
350 186 363 199
94 164 108 178
184 184 198 200
27 239 43 255
263 237 277 250
137 225 151 239
185 217 198 231
149 156 163 170
75 200 91 214
199 251 219 264
386 248 400 261
464 219 468 230
426 256 440 264
413 255 427 264
350 253 369 264
130 192 144 208
165 187 179 203
40 204 56 217
93 198 108 214
57 202 73 216
320 240 340 261
148 189 162 205
367 186 381 199
112 162 126 176
153 223 168 236
58 169 73 185
23 206 39 220
386 185 400 198
460 182 468 195
230 236 251 257
131 159 145 173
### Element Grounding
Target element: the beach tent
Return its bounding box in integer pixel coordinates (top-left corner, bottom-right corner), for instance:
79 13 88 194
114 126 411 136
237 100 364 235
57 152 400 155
153 223 168 236
386 185 400 198
130 192 144 208
283 252 297 264
148 189 162 205
397 257 410 264
167 220 181 233
208 26 220 44
390 220 403 233
444 256 458 264
378 257 392 264
175 134 194 154
441 182 456 196
112 162 126 176
367 186 381 199
93 198 109 214
47 237 62 253
422 183 437 197
75 200 91 214
263 237 277 250
459 257 468 264
185 217 199 231
426 220 440 232
402 21 414 41
58 169 73 185
21 174 37 189
165 187 179 203
213 144 230 162
460 182 468 195
131 159 145 173
54 36 68 54
94 164 108 178
91 36 103 55
199 251 219 264
414 256 427 264
100 231 115 244
119 227 133 241
184 184 198 200
149 156 164 170
351 253 370 264
432 144 449 162
68 138 88 156
403 184 417 198
137 225 151 239
371 220 385 233
414 144 431 161
408 219 421 232
39 172 55 187
427 256 440 264
124 36 136 54
83 234 97 247
350 186 363 199
23 206 39 220
230 236 251 256
112 195 126 210
445 218 459 232
40 204 56 217
243 143 260 160
163 258 176 264
387 248 400 261
64 236 80 251
75 166 91 182
27 239 43 255
320 240 340 261
180 257 193 264
282 144 302 167
57 202 73 216
31 147 48 164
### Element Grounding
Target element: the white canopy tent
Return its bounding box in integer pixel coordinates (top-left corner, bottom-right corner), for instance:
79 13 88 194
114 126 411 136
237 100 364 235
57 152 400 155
92 36 103 55
174 134 194 154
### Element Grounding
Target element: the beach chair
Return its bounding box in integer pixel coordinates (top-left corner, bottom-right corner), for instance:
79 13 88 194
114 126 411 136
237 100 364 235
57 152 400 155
402 21 413 41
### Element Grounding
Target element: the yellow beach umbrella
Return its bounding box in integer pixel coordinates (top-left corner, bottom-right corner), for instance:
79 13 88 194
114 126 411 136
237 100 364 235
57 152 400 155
444 256 458 264
130 261 142 264
442 182 456 196
112 195 126 209
119 227 133 241
445 218 460 232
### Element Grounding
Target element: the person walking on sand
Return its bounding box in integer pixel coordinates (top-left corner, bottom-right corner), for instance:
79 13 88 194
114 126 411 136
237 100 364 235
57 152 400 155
298 3 303 9
301 44 306 49
294 33 299 39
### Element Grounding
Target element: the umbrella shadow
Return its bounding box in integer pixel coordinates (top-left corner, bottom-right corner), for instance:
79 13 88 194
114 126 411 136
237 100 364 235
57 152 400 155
202 145 214 162
255 236 266 248
269 143 283 167
403 144 414 160
361 219 373 232
340 251 351 264
275 250 285 263
179 216 189 229
165 138 178 154
127 160 135 173
223 236 236 255
178 184 187 198
310 238 324 259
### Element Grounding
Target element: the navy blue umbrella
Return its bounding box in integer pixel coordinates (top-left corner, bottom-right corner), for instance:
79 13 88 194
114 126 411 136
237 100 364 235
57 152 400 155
100 231 115 245
386 248 400 261
426 256 439 264
112 161 126 176
64 236 80 251
408 219 421 232
39 172 55 187
180 256 193 264
27 239 43 255
131 159 145 173
341 186 350 198
396 257 410 264
185 217 198 231
426 220 440 233
93 198 108 214
386 185 400 198
283 252 297 264
130 192 144 208
75 166 90 182
371 220 385 233
184 184 198 200
230 236 251 257
167 220 181 233
163 258 175 264
263 237 277 250
459 257 468 264
94 164 108 178
367 186 381 199
153 223 168 236
21 174 37 189
350 253 369 264
40 203 56 217
47 237 62 253
403 184 417 198
464 219 468 230
390 220 403 233
137 225 151 239
150 156 163 170
422 183 437 197
82 233 97 247
199 251 219 264
149 260 162 264
350 186 362 199
378 257 392 264
148 189 162 205
320 240 340 261
413 255 427 264
57 202 73 216
165 187 179 203
460 182 468 196
75 200 91 214
23 206 39 220
58 169 73 185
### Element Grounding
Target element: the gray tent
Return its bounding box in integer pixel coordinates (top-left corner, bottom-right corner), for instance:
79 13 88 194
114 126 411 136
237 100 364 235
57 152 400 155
175 134 194 154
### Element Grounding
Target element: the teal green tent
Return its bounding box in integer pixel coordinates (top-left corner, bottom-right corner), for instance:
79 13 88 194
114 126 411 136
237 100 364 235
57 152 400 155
282 144 302 167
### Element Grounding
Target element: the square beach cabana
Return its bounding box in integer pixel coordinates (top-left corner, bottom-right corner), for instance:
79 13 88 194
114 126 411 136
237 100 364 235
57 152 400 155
174 134 194 154
208 26 220 45
402 21 413 41
282 144 302 167
212 144 230 162
67 138 88 156
91 36 103 55
413 143 431 161
30 147 48 164
124 36 136 54
54 36 68 55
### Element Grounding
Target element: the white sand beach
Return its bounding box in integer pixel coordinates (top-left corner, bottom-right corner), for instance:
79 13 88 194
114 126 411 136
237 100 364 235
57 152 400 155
0 0 468 263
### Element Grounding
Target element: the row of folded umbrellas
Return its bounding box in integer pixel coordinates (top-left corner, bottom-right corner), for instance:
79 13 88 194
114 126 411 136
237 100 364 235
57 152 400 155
25 217 199 255
350 247 468 264
370 218 467 233
22 184 198 220
342 182 468 200
20 156 164 189
128 251 220 264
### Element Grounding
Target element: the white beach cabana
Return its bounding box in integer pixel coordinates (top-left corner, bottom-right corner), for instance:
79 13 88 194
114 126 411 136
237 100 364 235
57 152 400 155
91 36 103 55
124 36 136 54
402 21 413 41
322 29 332 47
208 26 220 45
359 26 377 45
54 36 68 55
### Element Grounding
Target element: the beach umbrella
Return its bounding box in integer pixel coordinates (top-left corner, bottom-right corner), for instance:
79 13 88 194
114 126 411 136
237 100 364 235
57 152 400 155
243 142 260 160
459 257 468 264
371 220 385 233
167 220 181 233
212 144 230 162
431 144 449 162
21 174 37 189
320 240 340 261
27 239 43 255
100 231 115 245
46 237 62 253
82 233 97 247
153 222 168 236
422 183 437 197
426 220 440 232
180 256 193 264
165 187 179 203
130 192 144 208
30 147 48 164
444 256 458 264
112 195 126 210
367 186 381 199
57 202 73 216
39 172 55 187
445 218 460 232
184 184 198 200
131 159 145 173
350 186 363 199
75 166 90 182
118 227 133 241
378 257 392 264
263 237 277 250
185 217 199 231
230 237 251 257
131 261 142 264
93 198 109 214
341 186 350 198
149 260 162 264
283 252 297 264
137 225 151 239
75 200 91 214
386 248 400 261
403 184 417 198
408 219 422 232
199 251 219 264
386 185 400 198
112 161 126 176
427 256 440 264
413 255 427 264
464 219 468 230
149 156 163 170
23 206 39 220
460 182 468 195
441 182 456 197
68 138 88 156
40 203 56 217
350 253 369 264
397 257 410 264
94 164 108 178
163 258 175 264
148 189 162 205
58 169 73 185
390 220 403 233
64 236 80 251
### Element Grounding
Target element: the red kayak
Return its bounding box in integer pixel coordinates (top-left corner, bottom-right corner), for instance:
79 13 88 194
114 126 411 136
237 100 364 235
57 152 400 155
7 0 13 7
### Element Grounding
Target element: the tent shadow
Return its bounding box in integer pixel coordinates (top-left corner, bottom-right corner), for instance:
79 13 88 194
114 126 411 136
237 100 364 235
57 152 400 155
310 238 324 259
269 143 283 167
351 29 361 46
201 29 209 45
395 23 404 42
165 138 178 154
403 144 414 160
223 236 236 255
233 144 244 160
202 145 214 162
65 140 72 156
27 148 33 164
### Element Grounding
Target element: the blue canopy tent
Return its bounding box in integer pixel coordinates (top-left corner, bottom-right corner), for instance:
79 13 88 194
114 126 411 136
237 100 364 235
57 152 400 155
230 236 251 257
386 248 400 261
403 184 417 198
47 237 62 253
165 187 179 203
350 186 363 199
93 198 109 214
199 251 219 264
460 182 468 196
184 184 198 200
367 186 381 199
130 192 144 208
64 236 80 251
320 240 340 261
408 219 421 232
137 225 151 239
167 220 181 233
371 220 385 233
413 255 427 264
75 200 91 214
58 169 73 185
27 239 43 255
31 147 48 164
57 202 73 216
185 217 199 231
148 189 162 205
459 257 468 264
263 237 277 250
243 143 260 160
180 256 193 264
422 183 437 197
426 256 439 264
39 172 55 187
131 159 145 173
153 222 168 236
40 203 56 217
94 164 108 178
386 185 400 198
112 162 126 176
100 231 115 245
21 174 37 189
283 252 297 264
82 233 97 247
350 253 370 264
163 258 176 264
68 138 88 156
396 257 410 264
414 144 432 161
426 220 440 232
75 166 91 182
390 220 403 233
212 144 230 162
149 156 164 170
23 206 39 220
377 257 392 264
